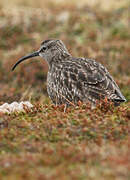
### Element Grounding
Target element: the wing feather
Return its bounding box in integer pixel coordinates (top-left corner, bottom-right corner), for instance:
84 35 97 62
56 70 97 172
61 57 126 104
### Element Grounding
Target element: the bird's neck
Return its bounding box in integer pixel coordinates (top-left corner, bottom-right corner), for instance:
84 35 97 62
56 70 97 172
47 51 71 66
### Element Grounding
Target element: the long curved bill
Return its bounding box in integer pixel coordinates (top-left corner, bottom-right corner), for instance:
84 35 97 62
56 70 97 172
12 51 39 71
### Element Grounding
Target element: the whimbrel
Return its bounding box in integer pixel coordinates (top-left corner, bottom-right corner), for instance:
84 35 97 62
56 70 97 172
12 39 126 107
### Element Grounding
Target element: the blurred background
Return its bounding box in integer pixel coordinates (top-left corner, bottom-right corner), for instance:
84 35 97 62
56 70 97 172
0 0 129 104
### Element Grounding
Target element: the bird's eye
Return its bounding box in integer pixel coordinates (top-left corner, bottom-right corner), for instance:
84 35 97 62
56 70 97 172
41 46 47 52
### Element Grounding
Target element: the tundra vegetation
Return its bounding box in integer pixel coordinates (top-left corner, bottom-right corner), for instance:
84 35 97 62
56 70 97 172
0 0 129 179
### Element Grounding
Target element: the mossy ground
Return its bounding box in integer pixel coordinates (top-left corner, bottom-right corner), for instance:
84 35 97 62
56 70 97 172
0 0 130 179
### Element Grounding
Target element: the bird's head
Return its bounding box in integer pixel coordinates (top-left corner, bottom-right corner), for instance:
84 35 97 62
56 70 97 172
12 39 70 70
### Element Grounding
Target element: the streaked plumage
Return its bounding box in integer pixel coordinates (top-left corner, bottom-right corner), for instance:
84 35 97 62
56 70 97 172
12 39 126 107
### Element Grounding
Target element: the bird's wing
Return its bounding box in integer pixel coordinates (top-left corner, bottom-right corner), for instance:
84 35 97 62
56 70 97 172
61 58 126 104
80 58 126 102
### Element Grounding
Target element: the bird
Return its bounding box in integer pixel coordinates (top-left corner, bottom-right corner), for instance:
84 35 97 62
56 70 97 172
12 39 126 108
